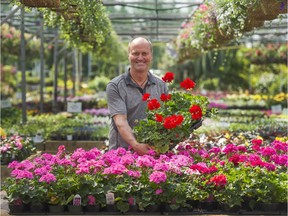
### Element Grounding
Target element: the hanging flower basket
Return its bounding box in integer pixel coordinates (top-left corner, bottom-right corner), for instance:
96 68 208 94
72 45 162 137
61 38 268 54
20 0 60 8
242 18 264 32
248 0 287 21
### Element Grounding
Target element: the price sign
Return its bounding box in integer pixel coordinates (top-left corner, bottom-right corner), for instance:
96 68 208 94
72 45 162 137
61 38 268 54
67 102 82 113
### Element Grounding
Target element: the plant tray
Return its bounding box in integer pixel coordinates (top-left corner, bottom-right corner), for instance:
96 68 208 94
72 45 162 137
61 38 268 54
20 0 60 8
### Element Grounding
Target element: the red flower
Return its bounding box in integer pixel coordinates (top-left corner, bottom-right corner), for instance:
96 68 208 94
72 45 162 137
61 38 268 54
142 93 150 101
162 72 174 83
180 78 196 90
189 105 202 120
147 99 161 110
155 114 163 122
160 93 171 102
163 114 184 129
208 174 227 187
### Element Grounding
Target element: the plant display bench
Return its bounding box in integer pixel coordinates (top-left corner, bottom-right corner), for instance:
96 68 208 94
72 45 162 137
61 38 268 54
42 140 106 154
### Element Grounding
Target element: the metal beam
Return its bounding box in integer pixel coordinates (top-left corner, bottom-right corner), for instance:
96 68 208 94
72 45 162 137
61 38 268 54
1 6 21 24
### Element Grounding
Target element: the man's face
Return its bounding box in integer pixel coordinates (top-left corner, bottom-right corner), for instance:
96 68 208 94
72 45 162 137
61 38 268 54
128 39 152 72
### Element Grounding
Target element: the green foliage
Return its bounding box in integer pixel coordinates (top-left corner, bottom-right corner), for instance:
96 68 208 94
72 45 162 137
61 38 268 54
134 84 217 153
88 76 110 92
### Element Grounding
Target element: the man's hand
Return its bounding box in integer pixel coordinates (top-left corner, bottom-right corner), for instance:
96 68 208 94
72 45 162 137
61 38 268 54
131 142 151 156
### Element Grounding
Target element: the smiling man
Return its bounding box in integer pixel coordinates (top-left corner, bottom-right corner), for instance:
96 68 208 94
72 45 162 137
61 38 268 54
106 37 168 155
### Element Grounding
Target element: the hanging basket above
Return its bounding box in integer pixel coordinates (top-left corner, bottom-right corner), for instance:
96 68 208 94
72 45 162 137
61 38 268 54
20 0 60 8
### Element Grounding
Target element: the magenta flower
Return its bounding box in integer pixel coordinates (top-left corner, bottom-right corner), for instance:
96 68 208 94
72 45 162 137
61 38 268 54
34 165 52 176
149 171 167 184
128 197 135 205
127 170 141 178
260 147 276 157
39 173 57 183
222 143 238 154
270 154 288 166
120 154 135 165
87 195 96 205
209 147 221 154
11 169 33 179
272 140 287 152
155 189 163 195
237 145 247 152
153 163 169 172
103 163 127 175
136 155 156 168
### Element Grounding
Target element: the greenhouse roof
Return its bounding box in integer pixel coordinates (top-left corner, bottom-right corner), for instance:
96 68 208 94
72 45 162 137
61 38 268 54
1 0 287 45
102 0 203 43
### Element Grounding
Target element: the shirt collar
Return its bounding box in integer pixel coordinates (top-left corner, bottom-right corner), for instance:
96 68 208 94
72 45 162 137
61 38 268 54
124 68 156 86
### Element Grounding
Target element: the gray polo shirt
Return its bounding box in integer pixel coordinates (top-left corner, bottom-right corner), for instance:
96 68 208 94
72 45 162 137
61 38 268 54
106 69 168 150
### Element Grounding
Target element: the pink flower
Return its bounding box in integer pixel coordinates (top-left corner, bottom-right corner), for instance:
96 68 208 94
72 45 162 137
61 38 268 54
155 189 163 195
87 195 96 205
260 147 276 157
128 197 135 205
11 169 33 179
136 155 155 168
127 170 141 178
5 33 13 39
149 171 167 184
222 143 238 155
39 173 57 183
103 163 127 175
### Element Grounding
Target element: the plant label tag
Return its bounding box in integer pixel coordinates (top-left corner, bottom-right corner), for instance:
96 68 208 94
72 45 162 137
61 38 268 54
271 104 282 114
73 194 81 206
67 102 82 113
106 192 115 205
1 99 11 109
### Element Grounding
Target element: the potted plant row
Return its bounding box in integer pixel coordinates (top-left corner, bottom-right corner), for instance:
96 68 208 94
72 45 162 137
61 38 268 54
3 137 287 214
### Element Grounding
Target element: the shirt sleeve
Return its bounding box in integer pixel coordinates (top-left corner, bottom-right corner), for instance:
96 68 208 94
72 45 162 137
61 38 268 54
106 82 127 118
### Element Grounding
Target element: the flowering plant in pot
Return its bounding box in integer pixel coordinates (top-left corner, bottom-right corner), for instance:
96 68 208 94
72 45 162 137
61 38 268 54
0 136 36 165
134 72 217 154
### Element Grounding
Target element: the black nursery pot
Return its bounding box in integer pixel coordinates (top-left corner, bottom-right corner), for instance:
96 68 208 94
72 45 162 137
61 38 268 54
85 204 100 212
106 204 118 212
200 201 220 212
8 203 29 213
30 203 47 213
145 204 161 212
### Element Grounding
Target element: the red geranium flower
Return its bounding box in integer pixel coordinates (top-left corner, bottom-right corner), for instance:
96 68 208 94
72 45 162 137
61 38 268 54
180 78 195 90
142 93 150 101
160 93 171 102
189 105 202 120
162 72 174 83
208 174 227 187
147 99 161 110
163 114 184 129
155 114 163 122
